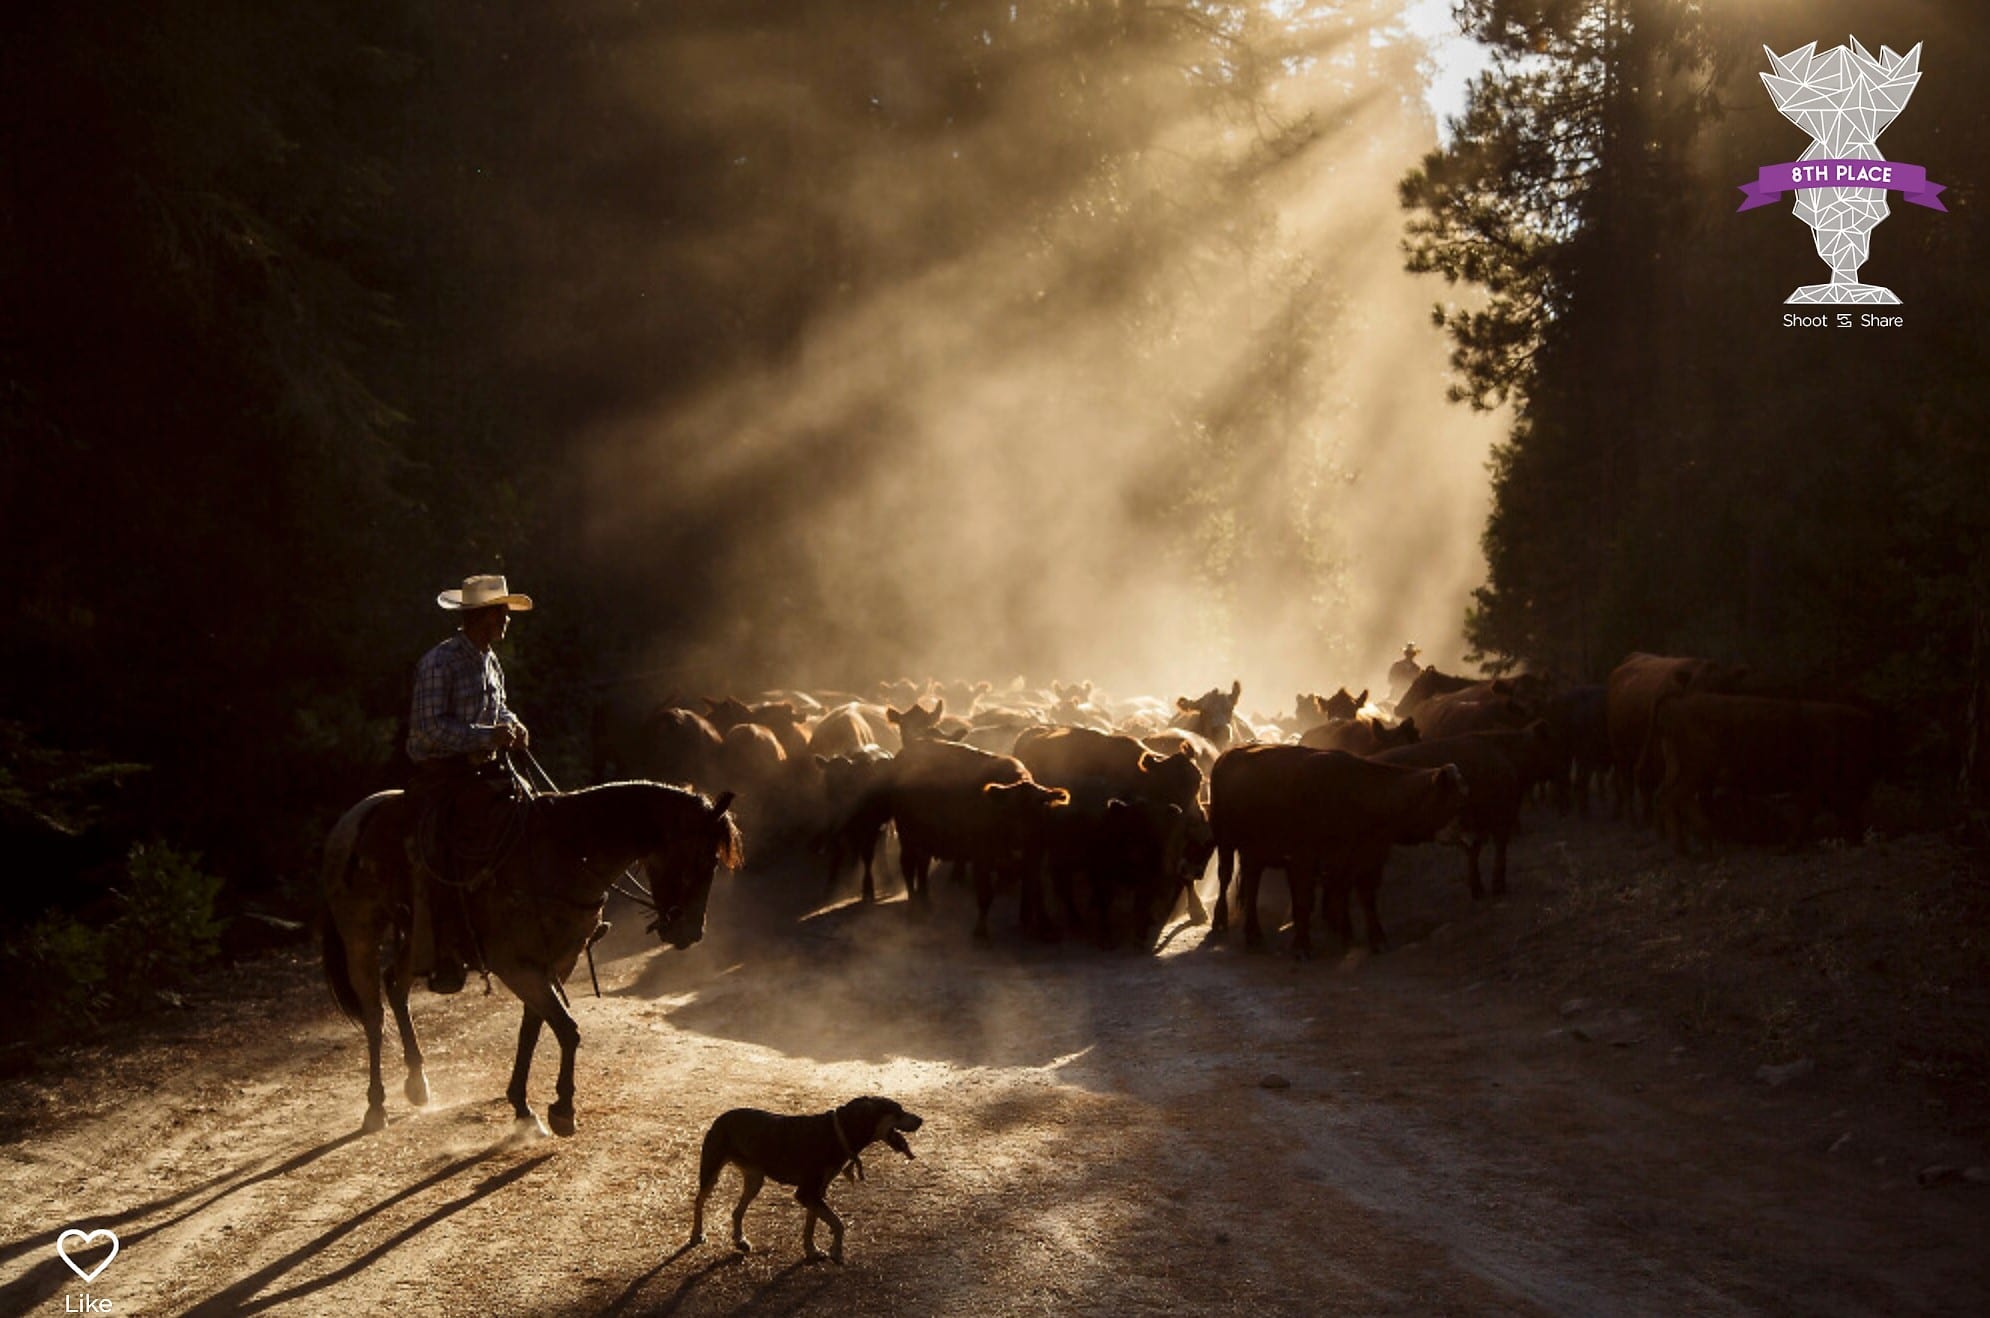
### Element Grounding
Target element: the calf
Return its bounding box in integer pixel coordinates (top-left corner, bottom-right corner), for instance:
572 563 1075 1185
1209 745 1465 956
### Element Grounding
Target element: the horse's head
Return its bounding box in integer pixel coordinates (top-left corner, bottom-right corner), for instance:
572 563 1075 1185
644 790 745 950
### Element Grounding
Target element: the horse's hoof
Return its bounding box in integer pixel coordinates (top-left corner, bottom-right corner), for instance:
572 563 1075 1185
689 1232 705 1247
733 1238 752 1254
362 1106 387 1134
405 1072 431 1107
511 1112 551 1142
548 1103 576 1138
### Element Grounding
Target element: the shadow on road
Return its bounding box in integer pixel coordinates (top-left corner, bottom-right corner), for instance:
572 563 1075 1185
0 1131 362 1314
180 1144 554 1315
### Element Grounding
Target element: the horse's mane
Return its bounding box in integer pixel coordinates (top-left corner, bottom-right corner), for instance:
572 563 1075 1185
546 780 742 868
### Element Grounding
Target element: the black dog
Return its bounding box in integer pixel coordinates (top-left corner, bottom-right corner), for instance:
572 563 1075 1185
690 1095 923 1263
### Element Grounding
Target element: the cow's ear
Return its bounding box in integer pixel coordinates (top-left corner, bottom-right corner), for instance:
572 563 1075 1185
932 698 945 718
1135 752 1161 773
710 790 736 816
1177 696 1195 711
1356 689 1369 706
1229 679 1242 701
886 707 904 725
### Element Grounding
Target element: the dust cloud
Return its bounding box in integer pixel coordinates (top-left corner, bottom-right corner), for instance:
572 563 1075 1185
568 1 1501 713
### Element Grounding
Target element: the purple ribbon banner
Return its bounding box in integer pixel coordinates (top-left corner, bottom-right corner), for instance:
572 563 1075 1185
1738 159 1948 212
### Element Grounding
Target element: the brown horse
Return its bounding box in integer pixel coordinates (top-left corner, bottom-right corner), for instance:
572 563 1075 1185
322 780 743 1138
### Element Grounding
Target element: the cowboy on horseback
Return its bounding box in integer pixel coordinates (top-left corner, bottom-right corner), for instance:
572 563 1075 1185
407 572 533 993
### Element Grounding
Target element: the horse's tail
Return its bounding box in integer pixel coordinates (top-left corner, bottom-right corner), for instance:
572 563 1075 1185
323 917 363 1024
321 790 395 1024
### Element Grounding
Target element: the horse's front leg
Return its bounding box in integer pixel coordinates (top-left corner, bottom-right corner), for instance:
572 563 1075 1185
506 1005 548 1137
510 977 583 1138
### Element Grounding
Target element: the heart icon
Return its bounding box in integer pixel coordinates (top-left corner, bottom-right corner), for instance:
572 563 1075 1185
57 1228 119 1284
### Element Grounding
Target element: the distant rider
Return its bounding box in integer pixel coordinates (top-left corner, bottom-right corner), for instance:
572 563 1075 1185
1387 642 1423 706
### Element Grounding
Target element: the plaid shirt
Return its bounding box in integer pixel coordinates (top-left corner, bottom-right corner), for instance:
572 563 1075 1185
407 632 521 762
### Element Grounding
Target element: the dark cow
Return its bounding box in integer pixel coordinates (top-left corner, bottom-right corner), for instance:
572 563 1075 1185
1650 692 1877 854
886 738 1065 938
1606 653 1742 822
1413 690 1534 741
1038 793 1187 949
1473 720 1571 812
1172 680 1248 750
1208 745 1466 956
1375 734 1522 900
716 721 787 810
816 749 895 903
1299 716 1419 755
1545 685 1610 816
1015 726 1214 916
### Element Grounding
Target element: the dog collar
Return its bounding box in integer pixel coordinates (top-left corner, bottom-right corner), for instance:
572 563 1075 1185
830 1110 866 1183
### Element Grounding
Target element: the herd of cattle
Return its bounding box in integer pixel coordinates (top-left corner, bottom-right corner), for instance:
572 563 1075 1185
589 654 1879 956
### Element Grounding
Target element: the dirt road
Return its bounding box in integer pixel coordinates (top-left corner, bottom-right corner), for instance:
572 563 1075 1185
2 831 1986 1316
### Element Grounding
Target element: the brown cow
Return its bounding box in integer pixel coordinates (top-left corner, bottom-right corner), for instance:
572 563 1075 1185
1650 692 1876 854
886 738 1064 939
808 704 880 759
1299 716 1419 755
1374 734 1524 900
1394 668 1491 719
817 748 895 903
628 706 724 789
1292 687 1366 734
1037 794 1187 949
1015 726 1214 920
1413 691 1534 741
886 700 947 746
1606 653 1742 822
1209 745 1465 956
1141 728 1220 775
1172 680 1247 750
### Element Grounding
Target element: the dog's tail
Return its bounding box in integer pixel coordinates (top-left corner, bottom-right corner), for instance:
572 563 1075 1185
697 1124 730 1194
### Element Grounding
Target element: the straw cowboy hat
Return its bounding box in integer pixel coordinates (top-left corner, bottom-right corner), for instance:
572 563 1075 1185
1401 642 1421 657
437 573 534 612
